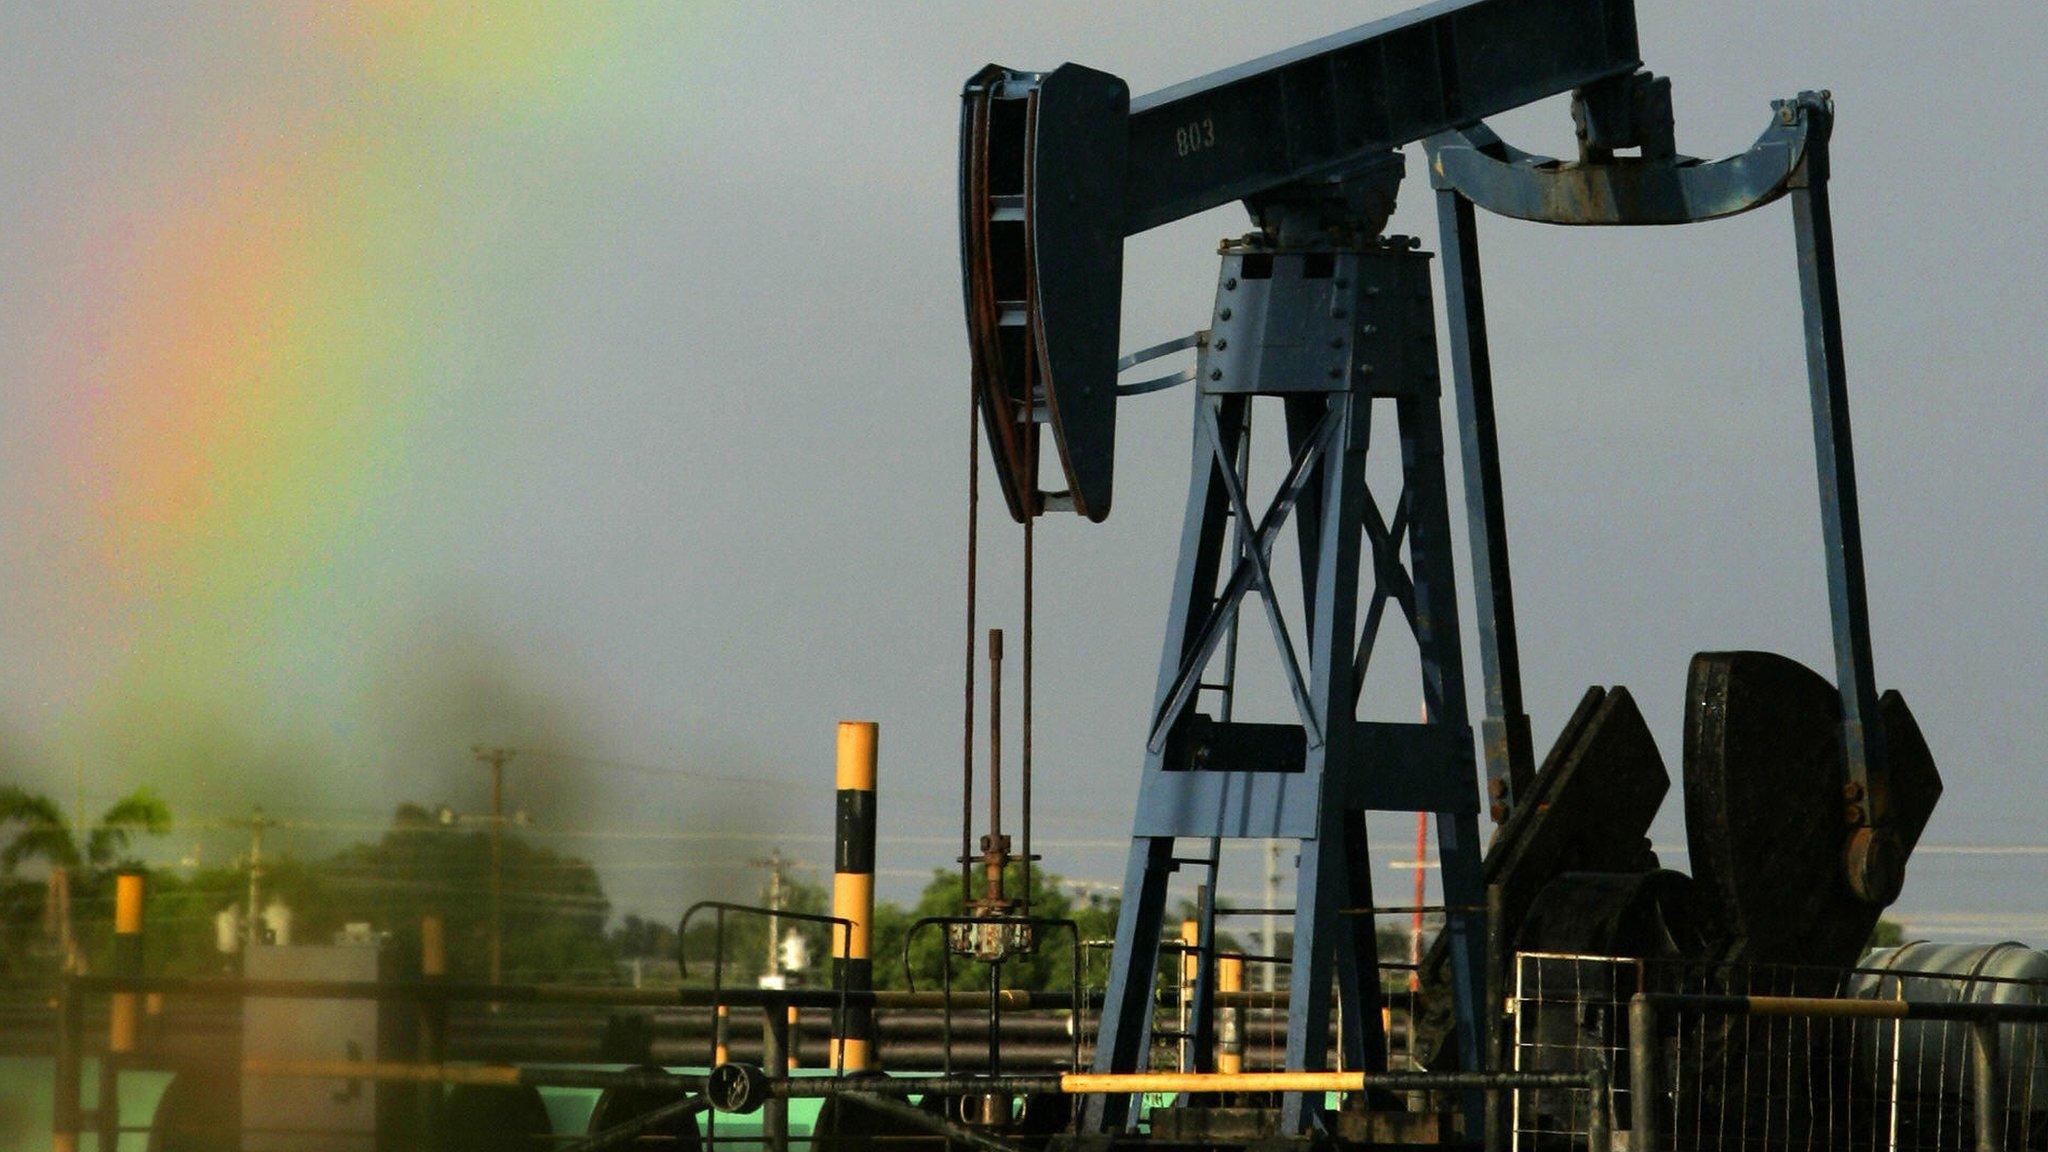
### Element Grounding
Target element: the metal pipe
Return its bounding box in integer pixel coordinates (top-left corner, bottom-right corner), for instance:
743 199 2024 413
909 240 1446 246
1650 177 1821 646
52 976 80 1152
418 914 447 1150
1971 1019 2002 1152
240 1059 706 1092
420 913 446 979
1628 994 1658 1152
1585 1064 1610 1152
472 746 516 999
71 971 1172 1011
987 959 1003 1077
832 720 880 1072
986 627 1005 907
1640 991 2048 1023
246 1058 523 1086
762 1006 790 1151
763 1068 1601 1099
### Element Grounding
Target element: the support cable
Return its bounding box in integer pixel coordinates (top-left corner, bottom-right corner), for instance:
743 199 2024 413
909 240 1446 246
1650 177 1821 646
1022 396 1036 910
963 391 979 902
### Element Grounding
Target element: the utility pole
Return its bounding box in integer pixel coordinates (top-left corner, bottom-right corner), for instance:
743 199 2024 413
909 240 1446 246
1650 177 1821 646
472 746 516 991
750 849 790 984
227 808 275 952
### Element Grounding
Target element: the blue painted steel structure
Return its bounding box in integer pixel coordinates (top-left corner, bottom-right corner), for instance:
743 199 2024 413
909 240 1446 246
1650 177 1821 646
1086 235 1490 1133
961 0 1887 1140
1427 90 1899 903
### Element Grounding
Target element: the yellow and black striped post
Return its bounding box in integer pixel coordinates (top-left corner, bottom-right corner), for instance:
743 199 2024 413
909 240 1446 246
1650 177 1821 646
1217 956 1245 1074
419 914 448 1141
108 871 145 1055
98 871 146 1151
1178 919 1200 1071
831 721 879 1071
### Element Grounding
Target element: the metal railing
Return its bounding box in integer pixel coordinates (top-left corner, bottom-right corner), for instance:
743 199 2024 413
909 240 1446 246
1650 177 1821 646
1507 950 2048 1151
51 971 1090 1152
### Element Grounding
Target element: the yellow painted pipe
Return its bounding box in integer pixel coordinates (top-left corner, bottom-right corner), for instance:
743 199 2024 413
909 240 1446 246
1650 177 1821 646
113 874 144 934
243 1058 521 1086
788 1004 801 1072
108 995 138 1055
1743 995 1907 1019
1057 1071 1374 1095
420 914 447 978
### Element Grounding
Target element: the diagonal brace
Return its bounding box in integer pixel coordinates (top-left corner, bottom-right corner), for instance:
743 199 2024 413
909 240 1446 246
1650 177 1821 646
1201 401 1322 748
1148 406 1339 753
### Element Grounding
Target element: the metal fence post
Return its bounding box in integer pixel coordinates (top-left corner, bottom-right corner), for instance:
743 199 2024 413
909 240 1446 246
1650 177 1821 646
420 914 448 1148
1586 1065 1610 1152
52 974 81 1152
1628 994 1658 1152
1970 1019 2002 1152
764 1001 791 1152
1485 883 1506 1152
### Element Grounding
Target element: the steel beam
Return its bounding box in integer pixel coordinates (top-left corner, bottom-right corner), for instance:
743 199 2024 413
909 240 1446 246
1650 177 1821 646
1123 0 1641 233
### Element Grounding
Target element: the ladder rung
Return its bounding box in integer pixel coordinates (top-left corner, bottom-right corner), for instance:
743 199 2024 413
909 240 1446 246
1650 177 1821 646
989 194 1025 223
997 301 1028 327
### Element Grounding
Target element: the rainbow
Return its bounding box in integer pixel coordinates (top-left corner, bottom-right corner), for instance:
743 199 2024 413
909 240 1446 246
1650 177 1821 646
13 5 719 784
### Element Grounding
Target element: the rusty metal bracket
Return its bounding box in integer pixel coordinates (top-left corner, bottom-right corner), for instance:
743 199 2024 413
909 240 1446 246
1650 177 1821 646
1425 93 1829 227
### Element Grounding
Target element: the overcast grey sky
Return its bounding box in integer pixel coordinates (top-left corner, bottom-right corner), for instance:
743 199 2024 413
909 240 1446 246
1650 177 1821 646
1 3 2044 942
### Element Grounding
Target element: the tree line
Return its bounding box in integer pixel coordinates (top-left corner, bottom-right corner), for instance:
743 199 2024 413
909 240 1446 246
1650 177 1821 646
0 788 1134 992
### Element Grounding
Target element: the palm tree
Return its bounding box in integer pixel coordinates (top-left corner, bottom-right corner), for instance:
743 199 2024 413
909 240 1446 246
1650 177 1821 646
0 786 172 876
0 786 170 973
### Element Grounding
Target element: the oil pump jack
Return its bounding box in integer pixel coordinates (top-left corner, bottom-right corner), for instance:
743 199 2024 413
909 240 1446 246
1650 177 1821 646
959 0 1942 1141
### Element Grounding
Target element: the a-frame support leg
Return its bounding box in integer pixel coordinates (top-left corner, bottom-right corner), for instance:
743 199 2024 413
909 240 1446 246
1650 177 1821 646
1084 834 1175 1130
1086 392 1246 1131
1398 384 1490 1133
1279 387 1375 1132
1789 145 1891 894
1436 189 1535 816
